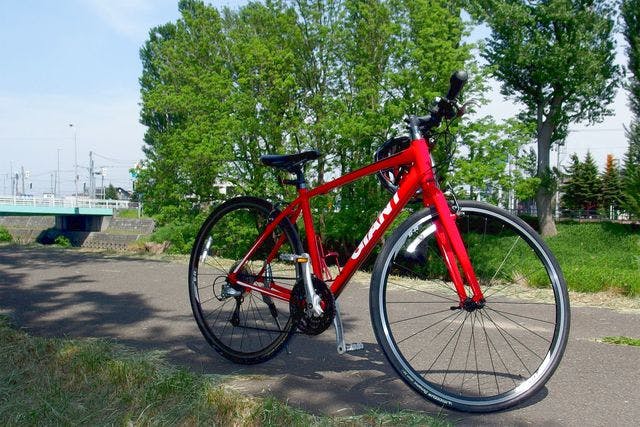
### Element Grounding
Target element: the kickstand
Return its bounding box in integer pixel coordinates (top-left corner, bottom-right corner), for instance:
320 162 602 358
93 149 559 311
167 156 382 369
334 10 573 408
333 299 364 354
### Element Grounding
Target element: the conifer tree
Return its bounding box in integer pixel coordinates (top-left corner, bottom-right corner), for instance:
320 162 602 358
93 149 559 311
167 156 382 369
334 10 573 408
561 152 601 215
601 154 623 218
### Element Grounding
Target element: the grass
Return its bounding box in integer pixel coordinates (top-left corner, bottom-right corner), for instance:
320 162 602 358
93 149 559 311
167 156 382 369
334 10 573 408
115 208 148 219
0 315 447 426
600 336 640 347
545 222 640 296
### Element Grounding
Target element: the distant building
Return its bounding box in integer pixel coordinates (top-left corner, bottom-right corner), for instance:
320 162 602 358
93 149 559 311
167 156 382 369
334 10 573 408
115 187 132 200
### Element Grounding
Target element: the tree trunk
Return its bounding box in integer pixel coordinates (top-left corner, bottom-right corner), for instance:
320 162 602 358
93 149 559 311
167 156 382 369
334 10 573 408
536 186 557 236
536 107 558 237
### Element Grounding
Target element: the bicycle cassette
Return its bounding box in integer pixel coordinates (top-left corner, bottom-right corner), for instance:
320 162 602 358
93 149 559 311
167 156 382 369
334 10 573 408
290 277 335 336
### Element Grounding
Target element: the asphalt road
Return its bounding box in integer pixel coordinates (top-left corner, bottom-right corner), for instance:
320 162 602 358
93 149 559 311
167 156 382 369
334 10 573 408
1 246 639 426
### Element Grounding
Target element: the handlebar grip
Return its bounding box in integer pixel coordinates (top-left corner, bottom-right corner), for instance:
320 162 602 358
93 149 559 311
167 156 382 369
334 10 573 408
446 70 468 101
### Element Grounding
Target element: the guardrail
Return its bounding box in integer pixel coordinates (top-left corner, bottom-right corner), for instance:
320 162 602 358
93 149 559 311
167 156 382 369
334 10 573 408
0 195 134 210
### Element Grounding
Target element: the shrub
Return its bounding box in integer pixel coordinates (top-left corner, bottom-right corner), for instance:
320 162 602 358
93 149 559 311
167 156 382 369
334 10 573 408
54 235 72 248
0 226 12 242
150 221 200 254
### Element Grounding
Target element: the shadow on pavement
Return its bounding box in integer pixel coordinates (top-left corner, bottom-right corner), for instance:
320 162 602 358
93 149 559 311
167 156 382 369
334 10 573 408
0 245 551 424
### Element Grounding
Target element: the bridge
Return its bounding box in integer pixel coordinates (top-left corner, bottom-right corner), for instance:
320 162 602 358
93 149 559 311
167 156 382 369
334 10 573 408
0 195 132 216
0 195 134 232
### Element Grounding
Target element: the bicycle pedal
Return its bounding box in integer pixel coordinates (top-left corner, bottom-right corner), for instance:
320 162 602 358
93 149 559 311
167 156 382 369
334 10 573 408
344 342 364 352
279 253 307 263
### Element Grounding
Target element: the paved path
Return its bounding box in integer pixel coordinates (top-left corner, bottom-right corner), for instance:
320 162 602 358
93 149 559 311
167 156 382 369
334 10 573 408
1 246 639 425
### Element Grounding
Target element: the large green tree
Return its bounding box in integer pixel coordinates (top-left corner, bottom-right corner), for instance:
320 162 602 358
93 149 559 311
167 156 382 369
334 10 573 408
622 0 640 218
138 0 473 243
472 0 620 235
138 0 235 222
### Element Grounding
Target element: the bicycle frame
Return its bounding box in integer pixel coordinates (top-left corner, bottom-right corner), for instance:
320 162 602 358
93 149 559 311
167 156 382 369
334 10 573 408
227 136 485 306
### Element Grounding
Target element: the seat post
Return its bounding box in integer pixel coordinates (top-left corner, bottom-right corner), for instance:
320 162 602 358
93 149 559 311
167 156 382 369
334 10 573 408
293 168 307 190
282 167 307 189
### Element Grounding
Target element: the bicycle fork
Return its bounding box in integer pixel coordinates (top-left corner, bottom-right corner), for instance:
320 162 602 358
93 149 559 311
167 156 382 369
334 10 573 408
429 189 486 308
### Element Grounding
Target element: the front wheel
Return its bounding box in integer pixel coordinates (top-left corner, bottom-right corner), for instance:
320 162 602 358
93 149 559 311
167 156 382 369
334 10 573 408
370 201 570 412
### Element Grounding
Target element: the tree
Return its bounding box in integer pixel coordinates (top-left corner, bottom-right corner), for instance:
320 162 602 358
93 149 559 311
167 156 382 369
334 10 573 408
138 0 235 222
513 147 540 203
453 117 530 205
622 0 640 218
560 152 601 215
105 184 118 200
472 0 620 235
601 154 623 218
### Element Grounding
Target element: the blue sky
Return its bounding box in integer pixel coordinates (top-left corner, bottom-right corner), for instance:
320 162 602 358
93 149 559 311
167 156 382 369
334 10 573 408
0 0 243 196
0 1 632 197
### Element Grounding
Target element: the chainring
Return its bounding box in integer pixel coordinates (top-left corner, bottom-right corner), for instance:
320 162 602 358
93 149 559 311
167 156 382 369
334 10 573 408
289 277 335 336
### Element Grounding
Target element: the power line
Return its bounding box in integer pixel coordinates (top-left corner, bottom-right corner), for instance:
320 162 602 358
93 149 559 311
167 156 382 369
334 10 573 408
568 128 626 133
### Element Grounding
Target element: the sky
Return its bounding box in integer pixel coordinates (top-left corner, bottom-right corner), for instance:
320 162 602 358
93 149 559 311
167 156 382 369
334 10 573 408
0 1 633 197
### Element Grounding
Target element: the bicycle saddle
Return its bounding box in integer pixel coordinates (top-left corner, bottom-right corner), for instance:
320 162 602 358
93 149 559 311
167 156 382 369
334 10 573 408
260 150 321 172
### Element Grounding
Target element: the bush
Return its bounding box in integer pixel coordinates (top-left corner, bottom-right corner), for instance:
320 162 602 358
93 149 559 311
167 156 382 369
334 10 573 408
0 226 12 242
150 221 201 254
54 235 72 248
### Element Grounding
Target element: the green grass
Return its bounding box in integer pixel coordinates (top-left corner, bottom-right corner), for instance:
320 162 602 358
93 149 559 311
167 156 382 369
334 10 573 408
546 222 640 296
0 315 447 426
115 208 148 219
600 336 640 347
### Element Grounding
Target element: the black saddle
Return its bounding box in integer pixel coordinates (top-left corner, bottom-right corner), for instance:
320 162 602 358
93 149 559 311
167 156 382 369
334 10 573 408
260 150 321 172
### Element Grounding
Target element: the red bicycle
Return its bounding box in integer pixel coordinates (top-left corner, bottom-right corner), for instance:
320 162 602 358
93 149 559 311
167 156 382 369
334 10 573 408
188 72 570 412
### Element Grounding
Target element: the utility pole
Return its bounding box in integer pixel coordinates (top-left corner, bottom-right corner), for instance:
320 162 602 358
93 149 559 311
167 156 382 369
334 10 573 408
101 167 106 199
89 151 95 198
70 123 78 198
56 148 61 197
21 166 25 196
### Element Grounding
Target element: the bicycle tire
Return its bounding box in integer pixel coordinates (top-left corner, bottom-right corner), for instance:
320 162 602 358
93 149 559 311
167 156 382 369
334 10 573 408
189 196 303 364
370 200 570 412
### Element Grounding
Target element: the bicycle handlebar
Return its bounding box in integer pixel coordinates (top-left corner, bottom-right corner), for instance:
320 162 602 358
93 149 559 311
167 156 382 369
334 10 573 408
445 70 468 101
409 70 468 135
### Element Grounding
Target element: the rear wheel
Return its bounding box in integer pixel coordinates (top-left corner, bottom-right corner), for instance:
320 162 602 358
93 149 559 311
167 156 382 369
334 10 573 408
189 197 302 364
370 201 570 412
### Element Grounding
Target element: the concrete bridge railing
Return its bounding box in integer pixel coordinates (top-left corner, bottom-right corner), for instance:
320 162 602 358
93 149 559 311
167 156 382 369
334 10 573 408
0 195 133 210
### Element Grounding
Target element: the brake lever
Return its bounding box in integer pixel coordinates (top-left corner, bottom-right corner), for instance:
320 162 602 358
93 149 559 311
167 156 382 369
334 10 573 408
457 99 480 118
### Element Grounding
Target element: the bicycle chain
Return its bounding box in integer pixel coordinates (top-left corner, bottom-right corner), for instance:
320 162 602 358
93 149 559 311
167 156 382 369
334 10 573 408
289 277 335 336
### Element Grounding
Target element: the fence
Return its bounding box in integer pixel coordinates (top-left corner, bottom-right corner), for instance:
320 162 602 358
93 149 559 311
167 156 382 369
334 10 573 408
0 195 136 210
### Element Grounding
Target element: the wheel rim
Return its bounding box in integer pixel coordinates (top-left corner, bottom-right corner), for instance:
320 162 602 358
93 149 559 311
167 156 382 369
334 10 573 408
191 202 299 360
377 205 568 408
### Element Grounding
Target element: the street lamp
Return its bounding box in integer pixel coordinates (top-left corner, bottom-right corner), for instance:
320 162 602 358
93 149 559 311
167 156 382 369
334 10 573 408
56 148 62 197
69 123 78 198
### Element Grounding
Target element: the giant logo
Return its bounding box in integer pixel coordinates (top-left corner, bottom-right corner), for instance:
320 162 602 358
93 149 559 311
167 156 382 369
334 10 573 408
351 193 400 260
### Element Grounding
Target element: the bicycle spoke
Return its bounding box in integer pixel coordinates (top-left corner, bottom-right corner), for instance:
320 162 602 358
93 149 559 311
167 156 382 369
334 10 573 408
482 310 537 373
485 307 553 344
390 308 453 326
485 306 555 325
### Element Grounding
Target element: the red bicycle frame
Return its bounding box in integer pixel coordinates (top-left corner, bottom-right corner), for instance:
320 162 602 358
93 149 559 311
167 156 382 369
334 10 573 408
227 135 485 306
